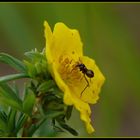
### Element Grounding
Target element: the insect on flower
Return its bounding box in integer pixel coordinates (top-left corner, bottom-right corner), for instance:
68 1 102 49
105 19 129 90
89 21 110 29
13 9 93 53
75 62 94 97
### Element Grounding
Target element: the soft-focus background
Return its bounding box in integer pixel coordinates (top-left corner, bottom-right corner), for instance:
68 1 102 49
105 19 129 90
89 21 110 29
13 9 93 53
0 2 140 137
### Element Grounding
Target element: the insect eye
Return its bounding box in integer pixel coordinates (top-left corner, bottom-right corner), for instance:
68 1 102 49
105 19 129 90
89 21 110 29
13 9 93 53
80 64 85 67
79 64 85 69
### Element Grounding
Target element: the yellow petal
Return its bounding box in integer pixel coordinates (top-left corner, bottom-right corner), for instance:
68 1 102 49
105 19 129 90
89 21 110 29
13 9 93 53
44 20 53 46
51 22 83 64
52 64 73 105
72 96 95 134
52 60 95 134
86 123 95 134
64 55 105 104
44 20 53 67
79 56 105 104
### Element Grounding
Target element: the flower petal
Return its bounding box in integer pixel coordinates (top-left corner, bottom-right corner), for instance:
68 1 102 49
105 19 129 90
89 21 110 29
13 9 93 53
44 20 53 66
52 64 73 105
52 59 95 134
80 56 105 104
51 22 83 64
72 96 95 134
44 20 53 47
64 55 105 104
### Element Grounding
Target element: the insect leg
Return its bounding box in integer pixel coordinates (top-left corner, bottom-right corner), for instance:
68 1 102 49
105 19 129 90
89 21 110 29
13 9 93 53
80 74 89 97
90 78 91 82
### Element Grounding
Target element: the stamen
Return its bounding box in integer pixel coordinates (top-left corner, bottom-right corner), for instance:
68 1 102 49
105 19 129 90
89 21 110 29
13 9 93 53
64 58 69 64
58 56 83 87
59 55 63 63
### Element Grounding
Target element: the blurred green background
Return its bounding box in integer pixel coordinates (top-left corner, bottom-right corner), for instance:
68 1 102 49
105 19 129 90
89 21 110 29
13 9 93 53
0 2 140 137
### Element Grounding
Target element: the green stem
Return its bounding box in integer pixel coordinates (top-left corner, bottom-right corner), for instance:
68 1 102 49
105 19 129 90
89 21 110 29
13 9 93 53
22 117 32 137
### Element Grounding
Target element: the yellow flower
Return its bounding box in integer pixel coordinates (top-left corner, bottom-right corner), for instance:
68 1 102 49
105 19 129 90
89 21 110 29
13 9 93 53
44 20 105 134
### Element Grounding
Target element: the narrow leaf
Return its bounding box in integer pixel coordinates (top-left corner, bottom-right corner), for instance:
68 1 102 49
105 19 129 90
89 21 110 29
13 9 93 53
15 113 28 134
23 60 37 78
0 83 23 111
53 125 64 133
45 110 64 119
22 89 35 115
58 121 78 136
24 50 45 61
0 53 27 72
0 111 7 122
0 116 8 136
52 119 64 133
65 106 73 120
37 80 55 93
0 73 29 83
7 108 16 133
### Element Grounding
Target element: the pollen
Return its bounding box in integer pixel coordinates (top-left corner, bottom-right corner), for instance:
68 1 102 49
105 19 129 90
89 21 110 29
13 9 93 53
58 55 82 87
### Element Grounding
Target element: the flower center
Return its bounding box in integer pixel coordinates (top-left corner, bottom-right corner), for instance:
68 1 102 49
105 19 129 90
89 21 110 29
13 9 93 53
58 55 83 87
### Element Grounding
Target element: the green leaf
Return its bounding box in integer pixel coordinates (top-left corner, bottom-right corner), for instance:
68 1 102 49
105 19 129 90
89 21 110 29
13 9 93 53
24 49 45 61
24 50 51 80
0 83 23 111
52 119 64 133
7 108 16 135
22 89 36 115
37 80 55 93
0 113 9 137
0 110 7 122
12 81 20 98
42 94 64 113
53 125 64 133
0 118 7 128
57 120 78 136
45 110 64 119
0 73 29 83
14 113 28 134
23 60 37 78
65 106 73 120
0 53 27 73
52 85 64 98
